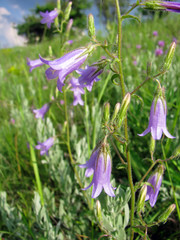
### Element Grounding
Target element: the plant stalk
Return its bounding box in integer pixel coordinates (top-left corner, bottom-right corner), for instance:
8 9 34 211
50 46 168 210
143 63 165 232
115 0 135 239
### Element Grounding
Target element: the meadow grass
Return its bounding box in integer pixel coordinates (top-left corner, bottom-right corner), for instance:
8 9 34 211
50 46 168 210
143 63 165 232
0 14 180 239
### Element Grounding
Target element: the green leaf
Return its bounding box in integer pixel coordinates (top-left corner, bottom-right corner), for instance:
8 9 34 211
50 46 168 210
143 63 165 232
111 73 120 85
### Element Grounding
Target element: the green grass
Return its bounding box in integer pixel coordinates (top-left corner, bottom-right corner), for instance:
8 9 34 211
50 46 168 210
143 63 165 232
0 13 180 239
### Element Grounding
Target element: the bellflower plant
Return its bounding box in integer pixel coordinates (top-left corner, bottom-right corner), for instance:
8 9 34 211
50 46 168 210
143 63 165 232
145 165 164 207
79 143 115 198
33 103 50 119
39 48 88 92
40 9 58 29
138 96 175 140
35 137 54 156
27 58 44 72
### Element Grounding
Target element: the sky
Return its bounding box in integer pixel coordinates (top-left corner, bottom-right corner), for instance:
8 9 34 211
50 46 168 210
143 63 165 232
0 0 101 49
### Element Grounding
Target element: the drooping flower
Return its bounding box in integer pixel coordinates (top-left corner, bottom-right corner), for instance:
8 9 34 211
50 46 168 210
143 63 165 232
160 1 180 13
33 103 50 119
158 40 165 48
145 165 164 207
77 65 103 91
70 77 85 106
40 9 58 29
155 48 163 56
138 97 175 140
35 137 54 156
79 145 115 198
144 1 180 13
27 58 44 72
39 48 88 92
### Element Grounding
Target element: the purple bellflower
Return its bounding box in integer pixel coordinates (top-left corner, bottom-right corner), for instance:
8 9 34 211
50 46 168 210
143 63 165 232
158 40 165 48
33 103 50 119
79 146 115 198
70 77 85 106
39 48 88 92
40 9 58 29
155 48 163 56
160 1 180 13
138 97 175 140
35 137 54 156
77 65 103 92
27 58 44 72
145 165 164 207
153 31 158 36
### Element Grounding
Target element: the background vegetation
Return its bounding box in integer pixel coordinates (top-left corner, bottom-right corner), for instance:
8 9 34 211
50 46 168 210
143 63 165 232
0 6 180 240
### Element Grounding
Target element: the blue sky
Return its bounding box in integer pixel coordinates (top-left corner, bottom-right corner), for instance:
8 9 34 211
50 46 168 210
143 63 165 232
0 0 101 48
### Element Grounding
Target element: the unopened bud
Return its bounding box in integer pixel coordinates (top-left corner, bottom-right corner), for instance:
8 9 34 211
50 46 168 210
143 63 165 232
66 18 73 33
173 145 180 158
137 185 147 213
88 14 96 40
96 200 102 221
117 93 131 127
150 137 156 158
64 2 72 21
103 102 110 124
111 103 121 122
158 204 176 223
48 45 53 57
57 0 61 11
162 42 176 71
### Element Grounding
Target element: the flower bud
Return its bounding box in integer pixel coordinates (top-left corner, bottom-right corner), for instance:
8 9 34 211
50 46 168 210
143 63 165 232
149 137 156 158
66 18 73 33
158 204 176 223
111 102 121 122
117 93 131 128
96 200 102 221
88 14 96 40
64 1 72 21
48 45 53 57
173 145 180 158
137 184 147 213
103 102 110 124
162 42 176 71
57 0 61 11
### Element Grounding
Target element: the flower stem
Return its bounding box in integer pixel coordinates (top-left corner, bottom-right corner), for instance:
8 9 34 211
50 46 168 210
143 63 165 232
63 88 92 210
84 89 91 156
115 0 135 239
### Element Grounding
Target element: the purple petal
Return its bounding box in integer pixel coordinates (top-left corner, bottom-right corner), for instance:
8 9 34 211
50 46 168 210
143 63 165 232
92 184 103 199
163 127 175 139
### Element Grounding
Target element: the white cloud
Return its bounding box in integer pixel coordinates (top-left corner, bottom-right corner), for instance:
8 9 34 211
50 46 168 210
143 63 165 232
0 7 10 16
0 7 26 48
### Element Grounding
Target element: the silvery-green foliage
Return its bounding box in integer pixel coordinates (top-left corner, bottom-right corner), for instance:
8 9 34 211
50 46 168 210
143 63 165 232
10 84 35 132
0 192 27 238
97 187 131 239
33 191 62 240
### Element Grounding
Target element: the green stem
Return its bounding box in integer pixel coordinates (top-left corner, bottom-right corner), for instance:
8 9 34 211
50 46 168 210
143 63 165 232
29 140 44 205
115 0 135 239
63 88 92 209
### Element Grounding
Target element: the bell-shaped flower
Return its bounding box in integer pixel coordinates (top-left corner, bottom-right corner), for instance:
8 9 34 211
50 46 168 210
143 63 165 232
138 97 175 140
39 48 88 92
160 1 180 13
145 165 164 207
33 103 50 119
27 58 44 72
40 9 58 29
79 145 115 198
77 65 103 92
35 137 54 156
70 78 85 106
